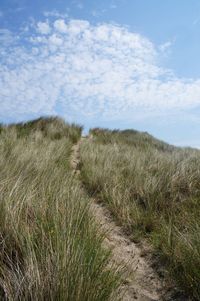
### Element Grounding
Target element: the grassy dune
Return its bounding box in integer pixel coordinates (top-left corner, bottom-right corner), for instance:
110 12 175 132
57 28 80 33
0 118 120 300
80 128 200 300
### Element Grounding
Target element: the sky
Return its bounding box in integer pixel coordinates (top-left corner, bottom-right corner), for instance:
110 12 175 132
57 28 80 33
0 0 200 147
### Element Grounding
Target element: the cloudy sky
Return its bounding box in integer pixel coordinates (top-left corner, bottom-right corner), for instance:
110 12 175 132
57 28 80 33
0 0 200 147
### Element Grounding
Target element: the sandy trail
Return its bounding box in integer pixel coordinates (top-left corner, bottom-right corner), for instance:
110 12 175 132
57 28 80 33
71 137 186 301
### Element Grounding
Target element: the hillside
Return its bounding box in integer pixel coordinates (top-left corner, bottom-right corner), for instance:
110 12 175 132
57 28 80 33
0 118 200 300
80 128 200 300
0 118 120 300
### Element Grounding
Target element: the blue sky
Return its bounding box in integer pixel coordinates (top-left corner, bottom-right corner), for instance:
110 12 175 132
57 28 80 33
1 0 200 147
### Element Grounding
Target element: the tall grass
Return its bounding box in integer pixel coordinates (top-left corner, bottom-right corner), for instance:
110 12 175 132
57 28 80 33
0 118 120 300
80 128 200 300
8 116 83 143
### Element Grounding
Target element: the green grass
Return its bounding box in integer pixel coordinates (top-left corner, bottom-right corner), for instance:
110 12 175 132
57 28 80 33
0 118 120 300
80 128 200 300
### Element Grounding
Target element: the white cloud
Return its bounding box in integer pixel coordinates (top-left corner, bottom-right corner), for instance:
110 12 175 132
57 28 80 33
91 9 107 17
91 10 98 17
49 34 63 46
54 19 68 33
0 29 17 45
44 10 69 19
159 41 172 52
0 18 200 123
159 38 176 57
37 21 51 34
110 4 117 9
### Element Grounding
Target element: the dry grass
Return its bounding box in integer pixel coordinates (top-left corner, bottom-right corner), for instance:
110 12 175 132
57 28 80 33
80 128 200 300
0 119 120 300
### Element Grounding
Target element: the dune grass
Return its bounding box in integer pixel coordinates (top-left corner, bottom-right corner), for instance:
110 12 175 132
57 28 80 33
0 119 120 300
80 128 200 300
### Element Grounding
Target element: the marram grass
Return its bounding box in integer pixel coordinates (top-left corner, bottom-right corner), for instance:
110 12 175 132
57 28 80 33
0 118 120 301
80 128 200 300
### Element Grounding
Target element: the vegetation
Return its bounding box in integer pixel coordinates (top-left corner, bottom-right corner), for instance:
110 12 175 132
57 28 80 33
8 117 83 143
80 128 200 300
2 118 200 300
0 118 120 300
